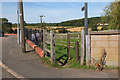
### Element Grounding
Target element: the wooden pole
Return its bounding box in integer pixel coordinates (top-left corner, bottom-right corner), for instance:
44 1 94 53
85 3 88 35
50 30 55 64
86 35 91 66
43 30 47 56
28 29 30 40
17 0 20 44
67 33 70 60
38 30 41 46
75 41 79 62
80 29 85 65
41 30 43 49
19 0 26 53
29 29 32 40
34 29 37 45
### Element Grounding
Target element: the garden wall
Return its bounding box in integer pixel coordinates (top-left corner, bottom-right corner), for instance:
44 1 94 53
90 31 120 67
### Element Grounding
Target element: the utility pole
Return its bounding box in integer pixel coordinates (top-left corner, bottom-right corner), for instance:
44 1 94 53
19 0 26 53
39 15 45 29
17 0 20 44
85 3 88 35
81 3 88 65
82 3 88 35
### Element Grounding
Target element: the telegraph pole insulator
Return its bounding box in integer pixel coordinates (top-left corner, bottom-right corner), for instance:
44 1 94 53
39 15 45 29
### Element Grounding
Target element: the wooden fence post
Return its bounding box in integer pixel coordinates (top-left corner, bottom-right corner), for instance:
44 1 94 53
27 29 29 39
86 35 91 66
67 33 70 60
43 30 47 56
50 30 55 64
80 29 85 65
41 30 43 49
34 29 37 45
26 28 28 39
29 29 32 40
75 41 79 62
38 30 41 46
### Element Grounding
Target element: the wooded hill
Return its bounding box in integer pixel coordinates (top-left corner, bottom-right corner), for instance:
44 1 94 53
12 17 108 28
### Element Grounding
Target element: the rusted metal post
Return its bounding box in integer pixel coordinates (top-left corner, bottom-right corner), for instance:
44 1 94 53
67 33 70 60
75 41 79 62
50 30 55 64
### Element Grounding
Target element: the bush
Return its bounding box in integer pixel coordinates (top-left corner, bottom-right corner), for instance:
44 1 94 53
91 25 98 31
8 28 14 33
13 29 17 34
58 28 68 33
101 25 108 30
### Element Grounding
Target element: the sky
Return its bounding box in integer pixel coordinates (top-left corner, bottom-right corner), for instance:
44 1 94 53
2 2 110 23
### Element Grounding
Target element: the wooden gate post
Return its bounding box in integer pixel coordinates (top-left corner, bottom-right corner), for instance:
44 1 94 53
43 30 47 56
26 28 28 39
75 41 79 62
80 29 85 65
86 35 91 66
41 30 43 49
38 30 41 46
29 29 32 40
67 33 70 60
27 29 29 39
50 30 55 64
34 29 37 45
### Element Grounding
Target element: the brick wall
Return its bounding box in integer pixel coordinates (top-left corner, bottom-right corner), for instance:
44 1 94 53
90 33 120 67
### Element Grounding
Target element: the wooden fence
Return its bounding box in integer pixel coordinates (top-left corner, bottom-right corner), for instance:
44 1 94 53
43 30 55 64
24 28 90 66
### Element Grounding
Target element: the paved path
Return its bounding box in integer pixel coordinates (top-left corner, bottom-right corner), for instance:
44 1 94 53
1 35 118 78
2 68 15 78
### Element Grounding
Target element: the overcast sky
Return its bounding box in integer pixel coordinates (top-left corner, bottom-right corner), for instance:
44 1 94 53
2 2 110 23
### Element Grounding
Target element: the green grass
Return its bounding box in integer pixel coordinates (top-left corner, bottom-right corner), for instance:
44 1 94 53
41 57 62 68
104 65 120 69
42 38 90 69
41 38 119 70
43 38 96 69
66 60 96 69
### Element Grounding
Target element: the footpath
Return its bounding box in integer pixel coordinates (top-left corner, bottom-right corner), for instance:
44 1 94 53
1 35 118 79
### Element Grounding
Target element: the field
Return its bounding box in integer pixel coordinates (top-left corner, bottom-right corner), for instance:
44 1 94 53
43 38 96 69
12 25 104 33
12 26 85 32
46 38 81 67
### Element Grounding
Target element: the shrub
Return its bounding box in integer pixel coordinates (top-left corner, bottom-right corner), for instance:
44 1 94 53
58 28 68 33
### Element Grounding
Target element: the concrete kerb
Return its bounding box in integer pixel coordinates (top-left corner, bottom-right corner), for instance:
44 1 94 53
4 34 17 35
4 34 44 58
25 39 44 58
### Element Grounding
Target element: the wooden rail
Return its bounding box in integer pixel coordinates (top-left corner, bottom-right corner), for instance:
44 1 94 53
46 41 51 45
24 28 91 67
45 48 51 53
55 41 75 44
55 43 74 48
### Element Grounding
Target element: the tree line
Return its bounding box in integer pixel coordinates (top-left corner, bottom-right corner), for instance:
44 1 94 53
12 17 104 27
1 1 120 33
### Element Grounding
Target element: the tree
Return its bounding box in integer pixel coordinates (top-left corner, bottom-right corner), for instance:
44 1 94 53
0 18 13 33
24 21 27 26
0 18 8 23
58 28 69 33
103 1 120 30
